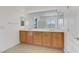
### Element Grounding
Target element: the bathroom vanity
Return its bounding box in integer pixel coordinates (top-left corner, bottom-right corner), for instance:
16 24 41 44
19 28 64 49
19 10 64 49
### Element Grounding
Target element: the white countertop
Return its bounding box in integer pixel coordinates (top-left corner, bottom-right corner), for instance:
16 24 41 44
19 28 64 32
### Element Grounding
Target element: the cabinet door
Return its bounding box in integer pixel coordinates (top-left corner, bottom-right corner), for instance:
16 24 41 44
57 32 64 48
20 31 27 43
33 32 42 45
26 31 33 44
42 32 51 47
51 32 64 49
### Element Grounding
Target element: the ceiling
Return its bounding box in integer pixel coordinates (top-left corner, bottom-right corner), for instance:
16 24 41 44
25 6 66 13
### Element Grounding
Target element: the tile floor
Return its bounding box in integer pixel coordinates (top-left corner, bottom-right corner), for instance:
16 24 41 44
3 44 64 53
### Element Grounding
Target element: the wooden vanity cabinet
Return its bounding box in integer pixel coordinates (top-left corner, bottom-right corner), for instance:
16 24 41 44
20 31 64 49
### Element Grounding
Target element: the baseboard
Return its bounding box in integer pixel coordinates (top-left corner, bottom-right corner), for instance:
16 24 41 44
64 49 70 53
1 42 20 53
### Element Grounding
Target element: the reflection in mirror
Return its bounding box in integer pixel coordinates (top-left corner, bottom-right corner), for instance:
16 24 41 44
27 10 64 29
20 16 25 27
21 20 24 26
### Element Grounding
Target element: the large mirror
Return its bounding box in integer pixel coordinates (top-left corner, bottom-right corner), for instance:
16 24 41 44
25 10 64 29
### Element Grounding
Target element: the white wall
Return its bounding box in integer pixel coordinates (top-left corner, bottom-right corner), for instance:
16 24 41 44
0 6 25 52
64 7 79 53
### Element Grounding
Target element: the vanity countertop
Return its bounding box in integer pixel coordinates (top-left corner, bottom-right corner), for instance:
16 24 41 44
19 28 64 32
